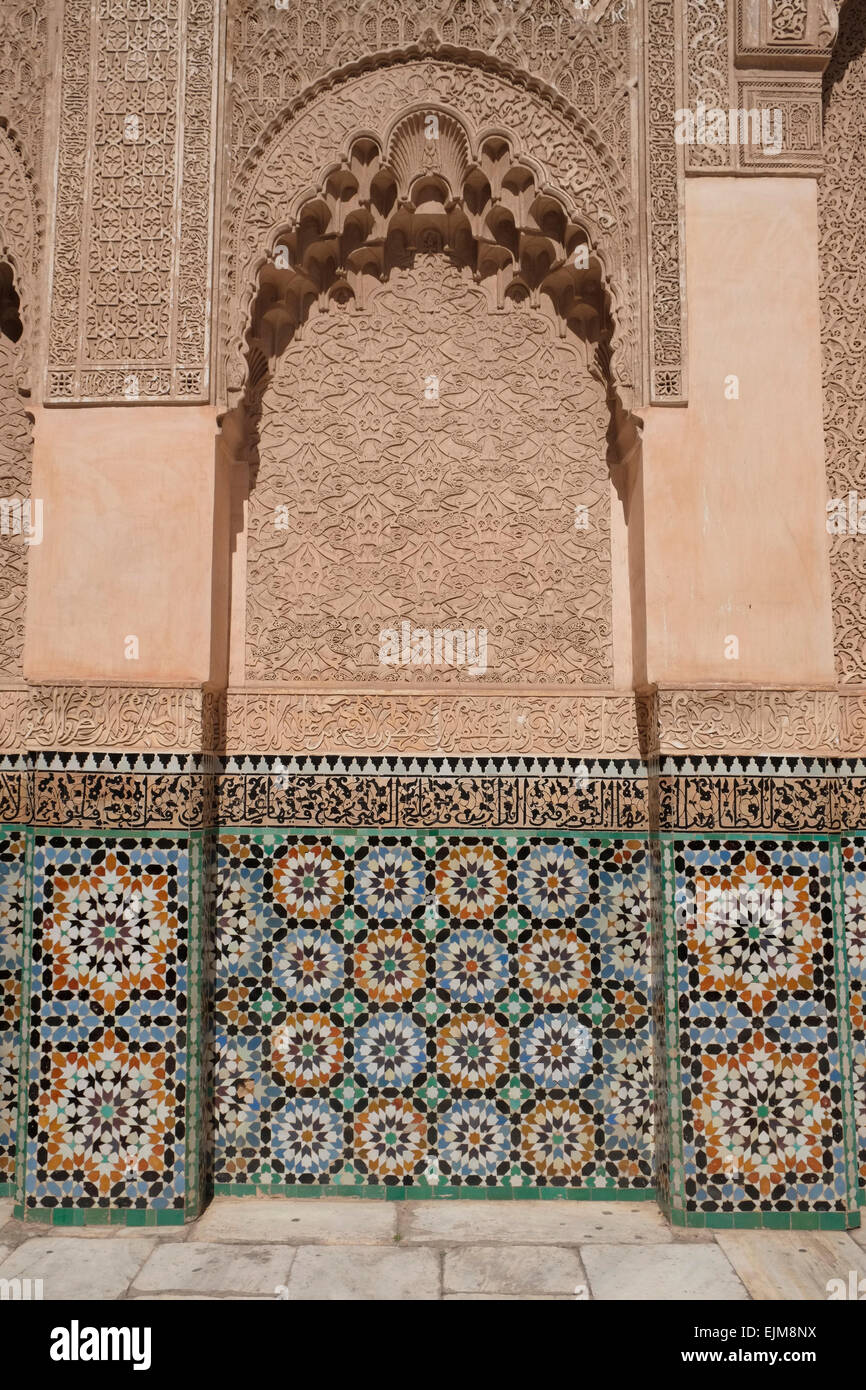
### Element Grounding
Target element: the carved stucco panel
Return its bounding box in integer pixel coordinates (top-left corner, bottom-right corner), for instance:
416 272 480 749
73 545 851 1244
222 58 638 403
224 689 643 755
683 0 732 172
219 0 689 400
820 0 866 682
46 0 218 403
0 335 32 678
224 0 632 184
246 253 613 687
0 0 46 389
0 119 41 681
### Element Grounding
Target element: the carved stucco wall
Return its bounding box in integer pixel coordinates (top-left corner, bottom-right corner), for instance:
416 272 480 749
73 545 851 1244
0 0 47 679
246 252 612 686
820 0 866 683
682 0 836 175
0 0 47 369
222 0 683 408
45 0 219 403
0 336 32 677
227 65 631 703
221 57 639 408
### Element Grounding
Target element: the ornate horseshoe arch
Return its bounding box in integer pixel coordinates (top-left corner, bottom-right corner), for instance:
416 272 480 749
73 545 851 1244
219 55 640 413
219 63 642 695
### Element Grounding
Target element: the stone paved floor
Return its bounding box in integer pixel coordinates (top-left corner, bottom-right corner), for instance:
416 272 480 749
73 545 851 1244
1 1197 864 1300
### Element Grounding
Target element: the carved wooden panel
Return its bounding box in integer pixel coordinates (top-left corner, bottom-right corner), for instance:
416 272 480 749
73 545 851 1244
46 0 218 403
820 0 866 682
246 252 612 686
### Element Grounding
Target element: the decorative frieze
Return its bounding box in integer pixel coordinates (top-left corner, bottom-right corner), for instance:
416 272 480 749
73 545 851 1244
224 690 643 757
3 685 865 758
21 685 221 754
649 686 866 756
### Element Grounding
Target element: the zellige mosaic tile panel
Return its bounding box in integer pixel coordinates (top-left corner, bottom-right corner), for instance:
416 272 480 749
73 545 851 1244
19 835 192 1213
672 839 851 1213
842 837 866 1191
214 831 653 1192
0 830 24 1190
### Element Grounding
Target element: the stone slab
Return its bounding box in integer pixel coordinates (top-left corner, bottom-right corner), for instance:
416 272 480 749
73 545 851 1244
134 1242 295 1295
286 1246 440 1300
714 1230 866 1301
444 1244 585 1295
130 1284 272 1295
444 1293 574 1300
846 1223 866 1251
0 1200 13 1228
11 1221 188 1241
192 1198 396 1246
0 1238 156 1300
400 1201 671 1246
581 1243 748 1301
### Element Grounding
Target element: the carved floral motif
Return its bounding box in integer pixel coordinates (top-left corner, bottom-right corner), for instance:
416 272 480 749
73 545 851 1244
772 0 810 39
247 253 613 686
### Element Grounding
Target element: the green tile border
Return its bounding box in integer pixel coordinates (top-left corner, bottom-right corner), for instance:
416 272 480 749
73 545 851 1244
661 1202 860 1231
212 1182 659 1202
11 1202 187 1226
220 827 652 843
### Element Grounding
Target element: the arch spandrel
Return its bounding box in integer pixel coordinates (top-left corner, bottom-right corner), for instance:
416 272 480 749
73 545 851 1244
221 58 639 408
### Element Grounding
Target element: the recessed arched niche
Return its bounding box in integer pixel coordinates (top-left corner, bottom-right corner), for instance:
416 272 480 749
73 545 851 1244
221 94 640 690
